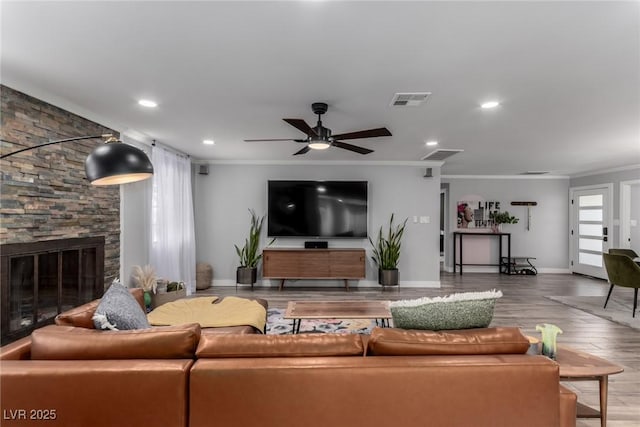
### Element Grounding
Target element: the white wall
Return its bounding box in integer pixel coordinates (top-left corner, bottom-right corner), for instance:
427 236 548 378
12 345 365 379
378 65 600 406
441 177 570 272
119 137 152 287
630 183 640 252
193 163 442 287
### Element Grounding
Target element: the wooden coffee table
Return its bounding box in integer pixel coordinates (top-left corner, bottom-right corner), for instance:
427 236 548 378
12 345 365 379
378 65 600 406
284 300 392 334
556 345 624 427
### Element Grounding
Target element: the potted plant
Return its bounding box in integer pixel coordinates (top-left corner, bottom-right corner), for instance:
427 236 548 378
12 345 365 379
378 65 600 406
369 213 408 287
489 211 519 233
235 209 274 289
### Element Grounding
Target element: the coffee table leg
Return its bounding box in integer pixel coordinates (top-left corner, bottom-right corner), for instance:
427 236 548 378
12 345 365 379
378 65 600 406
600 376 608 427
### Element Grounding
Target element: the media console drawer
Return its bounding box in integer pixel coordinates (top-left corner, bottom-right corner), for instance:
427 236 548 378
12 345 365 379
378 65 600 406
262 248 365 291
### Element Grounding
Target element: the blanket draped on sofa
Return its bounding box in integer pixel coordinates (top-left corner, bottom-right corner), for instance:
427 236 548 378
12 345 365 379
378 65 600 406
147 296 266 332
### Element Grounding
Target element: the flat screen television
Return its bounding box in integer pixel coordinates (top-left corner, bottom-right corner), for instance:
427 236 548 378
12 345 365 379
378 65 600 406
267 180 368 238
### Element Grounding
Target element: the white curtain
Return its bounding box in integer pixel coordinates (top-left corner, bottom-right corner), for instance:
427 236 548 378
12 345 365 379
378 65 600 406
149 146 196 295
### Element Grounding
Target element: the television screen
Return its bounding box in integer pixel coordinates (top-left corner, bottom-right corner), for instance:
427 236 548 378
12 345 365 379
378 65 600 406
267 180 368 238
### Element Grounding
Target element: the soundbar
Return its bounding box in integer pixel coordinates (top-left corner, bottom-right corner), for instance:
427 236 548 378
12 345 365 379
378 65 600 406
304 241 328 249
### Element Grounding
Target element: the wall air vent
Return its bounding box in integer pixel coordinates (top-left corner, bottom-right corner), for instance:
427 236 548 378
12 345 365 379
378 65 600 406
390 92 431 107
521 171 550 175
421 149 464 161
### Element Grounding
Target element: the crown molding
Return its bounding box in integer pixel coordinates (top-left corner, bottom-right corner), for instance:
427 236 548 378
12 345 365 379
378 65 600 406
442 174 569 180
192 159 445 167
569 164 640 179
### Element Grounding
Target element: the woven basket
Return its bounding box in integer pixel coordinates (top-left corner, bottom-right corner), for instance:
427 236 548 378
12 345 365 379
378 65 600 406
196 263 213 290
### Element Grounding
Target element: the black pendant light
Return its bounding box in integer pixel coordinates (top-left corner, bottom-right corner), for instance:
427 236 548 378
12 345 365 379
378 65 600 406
1 134 154 186
85 136 154 185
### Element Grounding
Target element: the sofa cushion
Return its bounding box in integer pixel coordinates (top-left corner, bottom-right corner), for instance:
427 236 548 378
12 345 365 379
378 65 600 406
389 290 502 330
196 333 365 358
93 282 150 330
30 323 201 360
55 288 145 328
367 327 530 356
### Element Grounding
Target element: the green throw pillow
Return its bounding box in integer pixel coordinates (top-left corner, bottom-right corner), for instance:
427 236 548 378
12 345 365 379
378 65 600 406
389 290 502 330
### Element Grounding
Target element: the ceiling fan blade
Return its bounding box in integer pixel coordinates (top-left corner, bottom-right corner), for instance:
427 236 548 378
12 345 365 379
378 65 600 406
283 119 318 136
244 138 298 142
331 127 392 140
332 141 374 155
293 146 311 156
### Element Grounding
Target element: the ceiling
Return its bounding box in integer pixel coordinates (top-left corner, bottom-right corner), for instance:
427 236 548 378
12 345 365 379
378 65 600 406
2 1 639 176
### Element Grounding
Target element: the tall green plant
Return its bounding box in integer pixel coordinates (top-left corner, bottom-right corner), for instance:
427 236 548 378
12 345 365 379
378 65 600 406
369 213 408 270
235 209 274 268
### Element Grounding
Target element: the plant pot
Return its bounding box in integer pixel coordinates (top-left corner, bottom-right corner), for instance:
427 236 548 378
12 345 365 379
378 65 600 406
378 268 399 287
236 267 257 287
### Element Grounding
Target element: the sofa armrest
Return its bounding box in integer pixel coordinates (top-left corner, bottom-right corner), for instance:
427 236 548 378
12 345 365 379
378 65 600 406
1 359 192 427
559 385 577 427
0 336 32 360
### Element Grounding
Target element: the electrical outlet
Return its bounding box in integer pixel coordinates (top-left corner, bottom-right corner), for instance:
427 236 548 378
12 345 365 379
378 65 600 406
413 216 418 223
420 216 430 224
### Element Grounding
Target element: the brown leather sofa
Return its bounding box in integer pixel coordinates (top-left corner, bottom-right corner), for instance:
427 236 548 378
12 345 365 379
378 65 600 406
1 296 576 427
191 328 577 427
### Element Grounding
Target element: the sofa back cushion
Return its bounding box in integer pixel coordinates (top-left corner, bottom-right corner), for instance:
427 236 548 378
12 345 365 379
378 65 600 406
30 323 201 360
196 333 365 358
55 288 145 328
367 327 529 356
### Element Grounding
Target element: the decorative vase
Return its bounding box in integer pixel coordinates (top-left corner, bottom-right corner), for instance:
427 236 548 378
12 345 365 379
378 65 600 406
535 323 563 359
378 268 399 287
491 224 503 233
143 291 152 313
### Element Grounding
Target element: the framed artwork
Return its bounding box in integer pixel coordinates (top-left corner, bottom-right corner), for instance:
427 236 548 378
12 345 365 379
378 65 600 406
457 200 501 229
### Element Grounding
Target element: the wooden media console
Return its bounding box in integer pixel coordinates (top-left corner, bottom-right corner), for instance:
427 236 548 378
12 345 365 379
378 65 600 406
262 248 366 291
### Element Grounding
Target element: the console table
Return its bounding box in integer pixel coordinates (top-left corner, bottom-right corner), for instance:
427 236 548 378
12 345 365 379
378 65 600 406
262 248 365 291
452 232 511 275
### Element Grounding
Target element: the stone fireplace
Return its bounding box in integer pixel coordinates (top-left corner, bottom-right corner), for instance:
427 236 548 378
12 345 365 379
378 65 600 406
0 86 121 343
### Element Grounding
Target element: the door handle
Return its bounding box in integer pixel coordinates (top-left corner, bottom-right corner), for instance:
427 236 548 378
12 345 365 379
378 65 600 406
603 227 608 236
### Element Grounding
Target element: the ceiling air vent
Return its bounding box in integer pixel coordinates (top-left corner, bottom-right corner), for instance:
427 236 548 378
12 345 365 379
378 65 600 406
521 171 550 175
390 92 431 107
421 149 464 161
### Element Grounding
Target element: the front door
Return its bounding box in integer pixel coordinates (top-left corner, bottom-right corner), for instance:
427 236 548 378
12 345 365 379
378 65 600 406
570 185 612 279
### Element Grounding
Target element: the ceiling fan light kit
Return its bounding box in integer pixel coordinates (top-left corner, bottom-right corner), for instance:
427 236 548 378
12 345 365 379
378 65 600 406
245 102 392 156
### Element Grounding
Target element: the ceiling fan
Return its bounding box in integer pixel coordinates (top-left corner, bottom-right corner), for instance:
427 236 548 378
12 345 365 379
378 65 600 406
244 102 392 155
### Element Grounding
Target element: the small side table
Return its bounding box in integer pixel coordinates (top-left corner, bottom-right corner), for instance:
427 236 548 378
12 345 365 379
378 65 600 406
555 345 624 427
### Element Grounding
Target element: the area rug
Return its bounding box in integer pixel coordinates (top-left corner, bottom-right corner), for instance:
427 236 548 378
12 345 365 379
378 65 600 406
266 308 378 335
546 295 639 330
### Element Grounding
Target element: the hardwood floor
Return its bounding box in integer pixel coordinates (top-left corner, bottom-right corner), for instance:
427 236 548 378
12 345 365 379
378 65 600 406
197 272 640 426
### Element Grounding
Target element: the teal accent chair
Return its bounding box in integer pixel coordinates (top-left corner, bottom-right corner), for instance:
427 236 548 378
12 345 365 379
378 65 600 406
609 248 639 259
602 253 640 317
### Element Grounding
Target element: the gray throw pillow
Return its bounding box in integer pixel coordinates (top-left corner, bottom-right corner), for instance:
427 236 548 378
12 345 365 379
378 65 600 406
93 281 150 330
389 290 502 330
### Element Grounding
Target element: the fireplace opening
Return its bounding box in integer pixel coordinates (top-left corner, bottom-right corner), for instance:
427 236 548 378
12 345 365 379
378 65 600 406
1 237 104 344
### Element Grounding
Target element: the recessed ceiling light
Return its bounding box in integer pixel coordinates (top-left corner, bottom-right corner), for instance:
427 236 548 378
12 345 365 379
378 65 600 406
426 140 438 146
203 140 215 145
481 101 500 109
138 99 157 108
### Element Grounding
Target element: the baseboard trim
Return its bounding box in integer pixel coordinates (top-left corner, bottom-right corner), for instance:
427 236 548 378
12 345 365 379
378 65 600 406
212 279 440 288
537 268 571 274
440 267 571 275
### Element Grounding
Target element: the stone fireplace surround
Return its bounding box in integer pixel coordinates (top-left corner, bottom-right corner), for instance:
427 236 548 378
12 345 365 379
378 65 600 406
0 85 121 341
